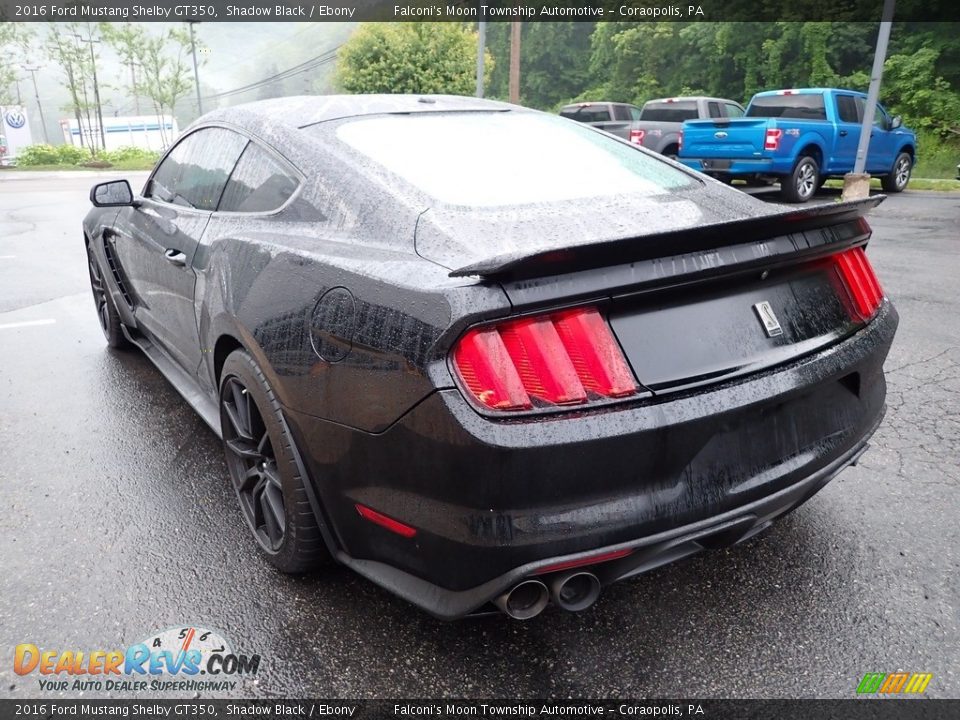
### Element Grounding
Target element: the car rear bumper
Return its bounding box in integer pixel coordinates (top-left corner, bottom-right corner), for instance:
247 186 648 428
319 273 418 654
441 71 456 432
680 157 789 175
285 301 898 618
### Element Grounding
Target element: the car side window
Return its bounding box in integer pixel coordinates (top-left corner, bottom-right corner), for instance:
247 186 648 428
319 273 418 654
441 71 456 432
836 95 859 123
708 102 723 118
629 106 642 121
724 103 744 118
874 104 890 130
218 142 300 213
147 128 248 211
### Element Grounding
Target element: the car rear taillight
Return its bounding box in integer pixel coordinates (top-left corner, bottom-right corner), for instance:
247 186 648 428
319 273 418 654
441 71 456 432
832 247 884 322
764 128 782 151
629 129 645 145
677 130 683 152
452 308 639 412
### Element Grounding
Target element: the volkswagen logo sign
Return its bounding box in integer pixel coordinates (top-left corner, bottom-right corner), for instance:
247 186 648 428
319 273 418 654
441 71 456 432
4 110 26 130
714 131 728 139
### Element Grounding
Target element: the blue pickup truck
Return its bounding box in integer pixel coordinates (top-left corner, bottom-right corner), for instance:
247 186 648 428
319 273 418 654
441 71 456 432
679 88 917 202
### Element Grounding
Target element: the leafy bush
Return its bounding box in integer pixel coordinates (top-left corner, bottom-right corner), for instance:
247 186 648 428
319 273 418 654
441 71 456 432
98 146 161 164
16 143 92 166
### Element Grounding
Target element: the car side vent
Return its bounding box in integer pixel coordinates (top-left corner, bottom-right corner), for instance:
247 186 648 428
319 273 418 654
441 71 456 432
102 237 133 308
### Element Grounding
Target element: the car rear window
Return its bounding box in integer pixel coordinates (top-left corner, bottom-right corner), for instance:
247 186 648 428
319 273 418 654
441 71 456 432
559 106 612 123
328 112 696 207
747 94 827 120
639 101 699 122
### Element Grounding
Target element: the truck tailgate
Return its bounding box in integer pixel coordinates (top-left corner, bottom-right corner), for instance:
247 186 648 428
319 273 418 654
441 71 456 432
682 118 769 157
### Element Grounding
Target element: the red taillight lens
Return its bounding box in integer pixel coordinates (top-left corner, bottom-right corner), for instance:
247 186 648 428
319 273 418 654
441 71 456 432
833 247 884 321
764 128 782 151
629 128 645 145
453 327 532 411
677 130 683 152
553 309 638 398
452 308 639 412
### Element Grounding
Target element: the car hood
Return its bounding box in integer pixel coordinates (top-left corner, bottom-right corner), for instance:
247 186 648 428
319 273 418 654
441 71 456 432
413 183 778 274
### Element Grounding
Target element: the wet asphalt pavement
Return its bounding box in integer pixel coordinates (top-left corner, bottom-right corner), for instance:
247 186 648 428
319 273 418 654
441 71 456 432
0 172 958 699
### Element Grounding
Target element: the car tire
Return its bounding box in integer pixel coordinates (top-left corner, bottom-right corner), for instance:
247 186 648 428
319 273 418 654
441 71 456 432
780 155 820 203
881 152 912 193
219 349 331 573
86 244 130 349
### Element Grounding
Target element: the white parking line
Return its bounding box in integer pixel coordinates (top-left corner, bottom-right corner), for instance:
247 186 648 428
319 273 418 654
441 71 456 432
0 319 56 330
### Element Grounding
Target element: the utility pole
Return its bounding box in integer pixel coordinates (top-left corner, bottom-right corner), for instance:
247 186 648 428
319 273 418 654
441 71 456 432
73 32 106 152
843 0 896 200
508 21 521 103
188 22 203 115
14 77 22 105
21 65 50 143
475 19 486 98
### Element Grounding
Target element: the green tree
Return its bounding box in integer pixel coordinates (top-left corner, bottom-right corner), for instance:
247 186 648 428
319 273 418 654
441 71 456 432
137 26 196 144
1 23 33 105
336 23 490 95
100 22 148 114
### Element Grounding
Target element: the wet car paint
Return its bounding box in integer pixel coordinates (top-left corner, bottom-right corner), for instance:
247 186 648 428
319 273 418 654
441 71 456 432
78 97 897 619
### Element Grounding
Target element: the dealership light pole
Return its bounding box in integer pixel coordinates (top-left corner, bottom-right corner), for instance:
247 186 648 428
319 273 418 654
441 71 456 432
843 0 896 200
20 65 50 143
189 22 203 115
475 19 486 98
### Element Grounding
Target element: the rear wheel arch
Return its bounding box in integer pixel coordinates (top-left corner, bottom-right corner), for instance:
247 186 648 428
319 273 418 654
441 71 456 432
797 143 823 169
661 142 680 158
214 334 245 387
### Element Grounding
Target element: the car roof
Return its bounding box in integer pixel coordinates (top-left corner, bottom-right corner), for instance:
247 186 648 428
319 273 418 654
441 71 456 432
753 88 864 97
199 94 518 130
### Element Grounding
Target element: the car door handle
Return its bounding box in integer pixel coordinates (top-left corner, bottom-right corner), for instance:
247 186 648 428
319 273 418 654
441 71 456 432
839 130 848 137
164 249 187 267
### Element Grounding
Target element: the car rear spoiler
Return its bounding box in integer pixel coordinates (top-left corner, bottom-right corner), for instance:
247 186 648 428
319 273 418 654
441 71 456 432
448 196 884 280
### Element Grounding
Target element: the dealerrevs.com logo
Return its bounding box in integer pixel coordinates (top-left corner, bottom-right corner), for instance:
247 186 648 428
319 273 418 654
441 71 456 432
14 626 261 693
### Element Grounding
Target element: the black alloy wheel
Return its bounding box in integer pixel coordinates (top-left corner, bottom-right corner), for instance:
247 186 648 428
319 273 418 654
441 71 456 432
218 349 329 572
86 244 129 348
221 375 286 553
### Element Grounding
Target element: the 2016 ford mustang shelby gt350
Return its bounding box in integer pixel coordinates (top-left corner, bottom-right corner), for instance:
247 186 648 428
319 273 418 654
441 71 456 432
83 95 897 620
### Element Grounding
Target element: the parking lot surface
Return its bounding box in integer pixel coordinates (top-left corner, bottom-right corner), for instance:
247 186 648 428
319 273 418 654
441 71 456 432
1 173 958 698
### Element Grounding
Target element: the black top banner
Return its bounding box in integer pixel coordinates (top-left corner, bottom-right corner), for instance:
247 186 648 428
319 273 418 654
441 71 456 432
0 0 958 23
1 701 960 720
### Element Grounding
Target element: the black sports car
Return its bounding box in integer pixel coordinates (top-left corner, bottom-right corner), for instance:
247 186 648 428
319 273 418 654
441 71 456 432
83 95 897 620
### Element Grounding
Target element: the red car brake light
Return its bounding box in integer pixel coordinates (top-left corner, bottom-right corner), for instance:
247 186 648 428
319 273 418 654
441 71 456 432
832 247 884 322
452 308 639 412
629 129 645 145
677 130 683 152
764 128 783 151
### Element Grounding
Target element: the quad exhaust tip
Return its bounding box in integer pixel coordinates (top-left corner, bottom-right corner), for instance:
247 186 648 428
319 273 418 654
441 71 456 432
549 571 601 613
494 579 550 620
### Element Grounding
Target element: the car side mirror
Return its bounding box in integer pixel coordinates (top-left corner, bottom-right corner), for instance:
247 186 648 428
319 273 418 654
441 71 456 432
890 115 902 130
90 180 137 207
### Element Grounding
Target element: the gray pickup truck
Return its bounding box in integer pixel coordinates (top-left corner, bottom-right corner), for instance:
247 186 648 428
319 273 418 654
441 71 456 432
560 97 745 157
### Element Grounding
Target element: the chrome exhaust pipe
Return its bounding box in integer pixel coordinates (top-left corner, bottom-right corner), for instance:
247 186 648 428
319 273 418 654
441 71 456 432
494 579 549 620
549 571 601 613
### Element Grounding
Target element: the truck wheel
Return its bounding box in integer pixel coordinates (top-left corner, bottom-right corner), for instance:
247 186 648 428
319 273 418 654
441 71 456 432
881 152 912 193
780 156 820 203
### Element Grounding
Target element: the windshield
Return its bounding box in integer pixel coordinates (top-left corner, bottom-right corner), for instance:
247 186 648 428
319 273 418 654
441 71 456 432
327 111 696 208
639 101 699 122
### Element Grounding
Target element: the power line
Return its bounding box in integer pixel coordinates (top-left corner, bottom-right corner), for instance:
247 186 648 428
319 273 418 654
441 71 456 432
199 45 342 103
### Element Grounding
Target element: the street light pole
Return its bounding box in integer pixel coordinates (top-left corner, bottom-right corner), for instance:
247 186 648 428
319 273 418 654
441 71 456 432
21 65 50 143
842 0 896 200
475 18 486 98
188 22 203 115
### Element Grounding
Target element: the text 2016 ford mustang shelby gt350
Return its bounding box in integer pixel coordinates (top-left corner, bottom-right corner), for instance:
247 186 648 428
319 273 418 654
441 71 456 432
83 95 897 619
